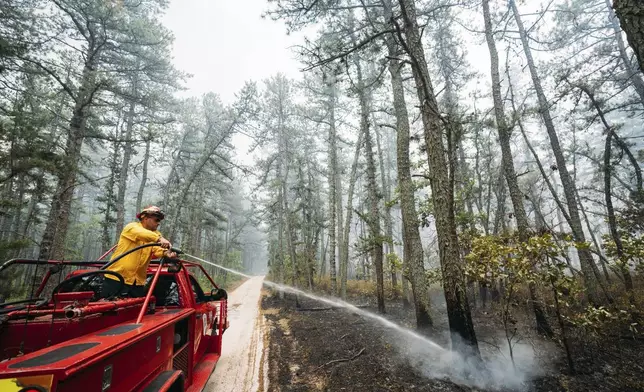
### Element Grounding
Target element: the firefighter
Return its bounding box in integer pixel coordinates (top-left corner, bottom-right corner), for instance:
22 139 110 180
101 206 176 298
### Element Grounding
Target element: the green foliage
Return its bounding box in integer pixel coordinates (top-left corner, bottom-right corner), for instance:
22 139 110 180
384 195 399 209
568 305 639 336
64 214 103 260
386 252 402 273
603 231 644 273
466 233 580 303
467 233 568 279
425 267 442 285
602 199 644 272
466 232 580 365
418 195 434 228
223 249 243 270
0 238 30 262
354 233 389 256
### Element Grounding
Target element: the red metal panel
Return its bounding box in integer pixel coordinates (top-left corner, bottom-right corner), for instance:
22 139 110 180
0 309 193 380
186 353 220 392
56 325 175 392
1 304 142 360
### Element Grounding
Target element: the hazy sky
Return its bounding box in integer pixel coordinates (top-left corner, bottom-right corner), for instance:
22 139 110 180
163 0 304 103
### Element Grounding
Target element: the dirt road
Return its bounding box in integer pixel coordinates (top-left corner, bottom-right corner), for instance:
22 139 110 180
205 276 268 392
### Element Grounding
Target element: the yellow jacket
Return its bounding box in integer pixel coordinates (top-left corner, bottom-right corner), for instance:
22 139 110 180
105 222 166 285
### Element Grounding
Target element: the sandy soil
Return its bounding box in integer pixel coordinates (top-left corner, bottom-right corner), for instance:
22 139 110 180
204 276 268 392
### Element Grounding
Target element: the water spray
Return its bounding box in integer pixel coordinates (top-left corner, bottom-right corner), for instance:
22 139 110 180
180 252 535 390
181 252 445 350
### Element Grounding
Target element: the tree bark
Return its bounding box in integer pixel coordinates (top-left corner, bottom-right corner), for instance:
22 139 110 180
511 0 602 304
115 77 139 234
320 230 327 278
382 0 432 329
605 0 644 104
283 164 299 288
492 168 507 235
102 121 121 250
396 0 478 352
341 127 363 300
356 64 385 313
613 0 644 74
337 152 345 295
136 133 151 214
473 127 490 234
326 79 339 294
375 122 397 289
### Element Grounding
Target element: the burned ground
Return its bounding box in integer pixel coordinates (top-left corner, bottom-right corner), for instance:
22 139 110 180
262 290 644 392
262 292 470 392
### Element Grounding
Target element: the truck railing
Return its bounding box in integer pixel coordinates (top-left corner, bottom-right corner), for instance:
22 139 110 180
136 257 166 324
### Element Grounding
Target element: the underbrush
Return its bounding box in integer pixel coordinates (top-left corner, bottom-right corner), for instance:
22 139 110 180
313 275 403 300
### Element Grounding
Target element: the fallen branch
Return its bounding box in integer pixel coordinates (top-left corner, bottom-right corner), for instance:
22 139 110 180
296 307 334 312
316 348 366 370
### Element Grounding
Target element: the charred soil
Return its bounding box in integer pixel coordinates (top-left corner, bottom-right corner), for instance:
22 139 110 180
263 292 483 392
262 290 644 392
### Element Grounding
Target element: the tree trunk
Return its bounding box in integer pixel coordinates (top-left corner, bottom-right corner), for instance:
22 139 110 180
163 130 191 210
574 84 636 295
341 127 364 300
136 133 151 214
613 0 644 74
483 0 553 337
397 0 479 353
473 127 485 229
511 0 602 304
277 216 285 299
578 190 612 282
337 155 344 295
283 179 298 288
19 174 42 247
354 51 385 313
492 168 507 235
39 64 95 260
604 131 635 292
604 0 644 104
102 125 121 250
375 123 397 289
383 0 432 329
326 80 339 294
320 230 327 278
116 81 138 234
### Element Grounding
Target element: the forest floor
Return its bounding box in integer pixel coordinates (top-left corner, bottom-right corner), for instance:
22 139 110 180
261 289 644 392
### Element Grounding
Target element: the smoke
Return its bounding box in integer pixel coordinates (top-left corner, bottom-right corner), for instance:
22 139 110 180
398 330 548 391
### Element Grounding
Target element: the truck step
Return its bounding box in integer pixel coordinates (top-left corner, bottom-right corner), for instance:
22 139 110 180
142 370 184 392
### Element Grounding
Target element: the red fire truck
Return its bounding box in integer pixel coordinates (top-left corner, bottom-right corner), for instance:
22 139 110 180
0 246 228 392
